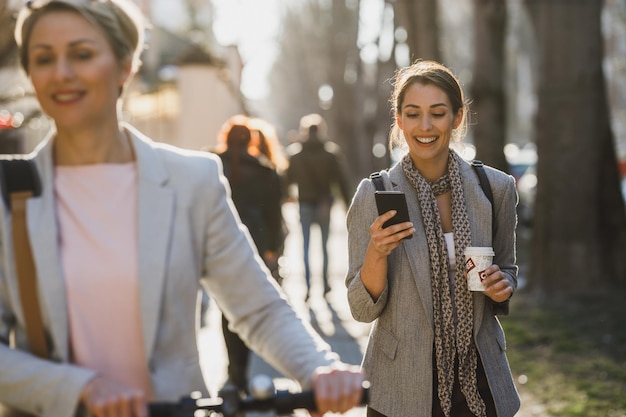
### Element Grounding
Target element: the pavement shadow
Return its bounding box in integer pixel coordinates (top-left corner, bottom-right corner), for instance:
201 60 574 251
247 296 366 381
307 299 365 367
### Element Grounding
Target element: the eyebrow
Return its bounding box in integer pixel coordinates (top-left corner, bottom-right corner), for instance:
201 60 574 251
403 103 449 110
29 38 98 51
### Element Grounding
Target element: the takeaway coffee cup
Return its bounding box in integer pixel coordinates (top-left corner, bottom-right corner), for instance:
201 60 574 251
464 247 495 291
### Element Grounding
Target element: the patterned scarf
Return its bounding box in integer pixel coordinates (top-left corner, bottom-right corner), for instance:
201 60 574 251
401 150 487 417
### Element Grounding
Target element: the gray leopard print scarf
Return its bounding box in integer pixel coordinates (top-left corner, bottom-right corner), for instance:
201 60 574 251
401 150 487 417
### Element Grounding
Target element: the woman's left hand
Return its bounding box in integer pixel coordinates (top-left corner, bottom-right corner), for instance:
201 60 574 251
311 362 365 416
480 265 514 303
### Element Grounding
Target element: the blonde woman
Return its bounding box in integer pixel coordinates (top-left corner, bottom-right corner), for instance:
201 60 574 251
0 2 364 416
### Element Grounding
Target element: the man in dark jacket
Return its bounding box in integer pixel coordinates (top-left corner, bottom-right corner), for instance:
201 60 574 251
286 114 352 301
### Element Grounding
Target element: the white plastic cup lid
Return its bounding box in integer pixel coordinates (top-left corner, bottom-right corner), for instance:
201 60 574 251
463 246 495 257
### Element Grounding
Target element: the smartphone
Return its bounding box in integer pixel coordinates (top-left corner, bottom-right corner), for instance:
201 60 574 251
375 191 413 238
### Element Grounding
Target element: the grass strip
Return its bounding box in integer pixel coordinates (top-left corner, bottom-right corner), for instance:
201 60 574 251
500 291 626 417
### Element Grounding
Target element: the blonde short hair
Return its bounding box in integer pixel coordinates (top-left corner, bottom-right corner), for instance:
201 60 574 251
15 0 145 75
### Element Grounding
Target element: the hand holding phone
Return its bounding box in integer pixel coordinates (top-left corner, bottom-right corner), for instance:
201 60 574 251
374 191 413 239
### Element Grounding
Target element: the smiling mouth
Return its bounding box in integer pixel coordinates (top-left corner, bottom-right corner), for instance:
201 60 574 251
52 92 85 103
415 136 437 144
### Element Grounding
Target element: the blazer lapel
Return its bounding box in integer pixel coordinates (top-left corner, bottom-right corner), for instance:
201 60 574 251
29 136 71 361
130 128 174 360
387 161 493 331
388 166 435 328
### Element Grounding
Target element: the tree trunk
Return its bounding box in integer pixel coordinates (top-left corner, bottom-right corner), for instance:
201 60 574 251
325 1 362 188
266 3 340 140
470 0 508 171
393 0 441 61
524 0 626 295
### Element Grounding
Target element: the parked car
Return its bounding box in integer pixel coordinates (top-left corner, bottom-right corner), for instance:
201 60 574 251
504 143 537 182
504 143 537 226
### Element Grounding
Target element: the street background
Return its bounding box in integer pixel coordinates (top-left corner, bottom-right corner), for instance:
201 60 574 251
197 201 548 417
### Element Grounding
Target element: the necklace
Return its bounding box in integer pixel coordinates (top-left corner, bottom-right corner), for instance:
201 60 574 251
430 174 451 196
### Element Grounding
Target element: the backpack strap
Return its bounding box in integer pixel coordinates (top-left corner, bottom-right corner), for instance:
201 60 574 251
369 171 386 192
471 160 496 237
0 158 42 208
0 158 48 359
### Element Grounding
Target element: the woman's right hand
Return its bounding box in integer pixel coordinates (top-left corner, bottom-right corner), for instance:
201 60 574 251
80 375 147 417
368 210 414 256
360 210 414 300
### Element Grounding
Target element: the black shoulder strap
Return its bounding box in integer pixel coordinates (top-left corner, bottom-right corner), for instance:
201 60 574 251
471 160 496 236
0 157 42 208
369 171 386 191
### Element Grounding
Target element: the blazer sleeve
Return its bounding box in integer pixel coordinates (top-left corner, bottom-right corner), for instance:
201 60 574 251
197 156 338 388
489 170 519 315
345 177 390 323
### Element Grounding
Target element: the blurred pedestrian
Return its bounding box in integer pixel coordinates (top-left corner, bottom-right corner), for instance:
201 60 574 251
345 60 520 417
247 117 290 280
0 2 365 416
248 117 289 175
213 115 286 394
285 113 352 301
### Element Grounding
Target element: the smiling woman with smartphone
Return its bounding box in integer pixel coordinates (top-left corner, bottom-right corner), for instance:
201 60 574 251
345 60 520 417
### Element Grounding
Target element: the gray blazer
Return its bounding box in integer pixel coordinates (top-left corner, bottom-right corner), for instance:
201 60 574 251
346 158 521 417
0 126 337 417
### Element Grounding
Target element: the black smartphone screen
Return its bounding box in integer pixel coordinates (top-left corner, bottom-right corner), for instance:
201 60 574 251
375 191 412 238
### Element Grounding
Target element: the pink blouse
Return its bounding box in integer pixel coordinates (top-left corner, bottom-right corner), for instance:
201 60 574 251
54 163 152 398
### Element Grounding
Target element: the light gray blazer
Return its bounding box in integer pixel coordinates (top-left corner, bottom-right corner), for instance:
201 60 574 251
0 126 337 417
346 158 521 417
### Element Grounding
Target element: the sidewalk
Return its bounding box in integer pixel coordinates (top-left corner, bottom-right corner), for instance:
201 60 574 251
197 201 550 417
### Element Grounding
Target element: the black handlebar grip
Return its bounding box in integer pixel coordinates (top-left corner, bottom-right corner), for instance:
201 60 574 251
273 381 370 414
149 396 209 417
149 382 370 416
274 390 316 414
148 403 178 417
360 381 371 405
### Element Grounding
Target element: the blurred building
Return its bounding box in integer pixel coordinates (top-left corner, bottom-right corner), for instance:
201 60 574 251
0 0 247 154
124 24 247 151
